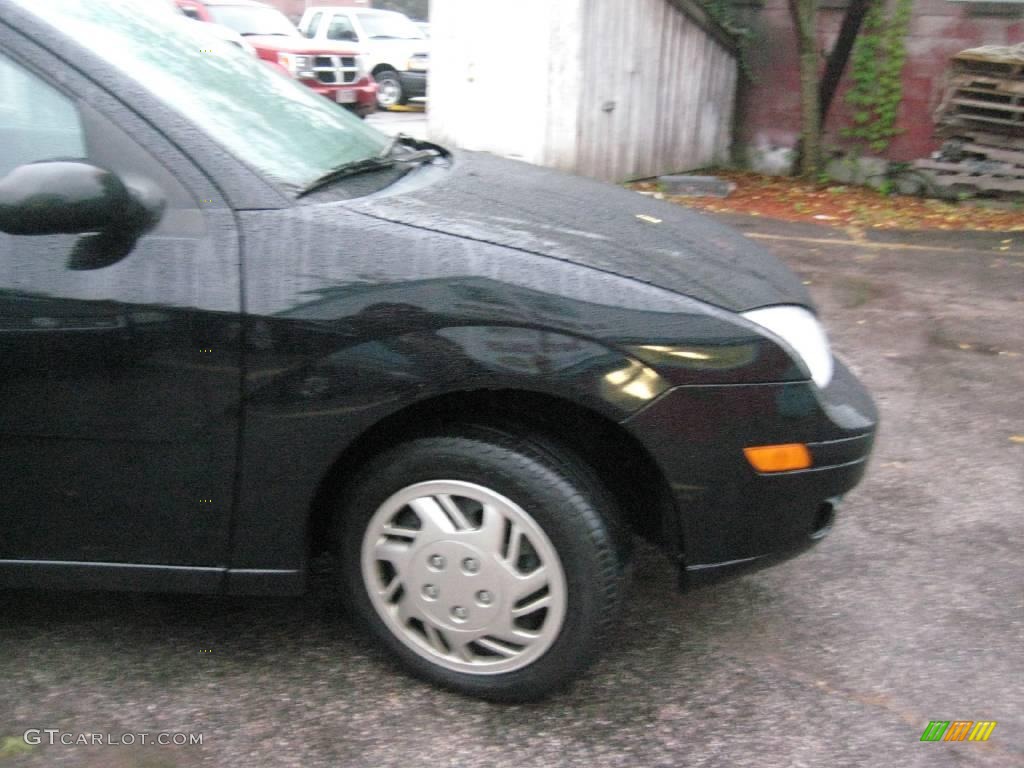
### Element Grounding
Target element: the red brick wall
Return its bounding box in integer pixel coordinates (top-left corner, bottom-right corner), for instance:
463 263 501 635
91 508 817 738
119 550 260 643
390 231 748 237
736 0 1023 167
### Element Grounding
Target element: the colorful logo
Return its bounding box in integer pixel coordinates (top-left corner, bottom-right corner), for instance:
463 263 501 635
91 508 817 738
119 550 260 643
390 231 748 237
920 721 997 742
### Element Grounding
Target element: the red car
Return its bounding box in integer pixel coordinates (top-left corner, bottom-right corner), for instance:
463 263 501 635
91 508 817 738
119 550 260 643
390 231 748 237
176 0 377 117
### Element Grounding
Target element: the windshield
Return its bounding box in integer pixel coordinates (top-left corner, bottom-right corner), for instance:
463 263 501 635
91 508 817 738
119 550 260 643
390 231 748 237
18 0 390 194
356 12 424 40
207 5 299 37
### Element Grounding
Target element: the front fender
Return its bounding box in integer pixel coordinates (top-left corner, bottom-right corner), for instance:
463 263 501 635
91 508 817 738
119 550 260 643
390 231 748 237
232 323 664 574
245 324 669 421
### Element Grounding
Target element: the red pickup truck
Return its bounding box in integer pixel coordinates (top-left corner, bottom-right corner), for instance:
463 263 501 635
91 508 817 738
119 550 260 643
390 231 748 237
176 0 377 117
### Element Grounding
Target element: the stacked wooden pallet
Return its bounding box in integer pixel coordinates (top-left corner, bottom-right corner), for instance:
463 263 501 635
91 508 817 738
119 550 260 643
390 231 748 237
913 45 1024 197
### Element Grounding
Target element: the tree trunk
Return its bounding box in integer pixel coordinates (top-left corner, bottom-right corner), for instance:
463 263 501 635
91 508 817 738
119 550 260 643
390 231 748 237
818 0 872 124
789 0 821 178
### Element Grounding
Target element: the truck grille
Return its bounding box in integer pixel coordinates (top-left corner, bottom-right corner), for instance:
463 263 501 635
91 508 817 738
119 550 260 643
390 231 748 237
312 56 359 85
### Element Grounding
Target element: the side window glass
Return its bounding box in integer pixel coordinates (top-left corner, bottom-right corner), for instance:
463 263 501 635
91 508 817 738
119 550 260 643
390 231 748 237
0 54 85 177
304 11 323 37
327 15 358 42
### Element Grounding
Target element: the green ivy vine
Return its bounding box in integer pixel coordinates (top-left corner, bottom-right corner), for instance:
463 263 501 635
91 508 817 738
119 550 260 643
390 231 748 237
844 0 913 152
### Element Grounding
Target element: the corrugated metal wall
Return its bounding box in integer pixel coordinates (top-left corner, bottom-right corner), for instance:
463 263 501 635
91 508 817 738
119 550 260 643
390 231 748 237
428 0 738 182
575 0 738 181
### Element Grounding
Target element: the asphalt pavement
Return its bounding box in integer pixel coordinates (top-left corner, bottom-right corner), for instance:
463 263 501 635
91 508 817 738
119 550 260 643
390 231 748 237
1 214 1022 768
365 107 428 141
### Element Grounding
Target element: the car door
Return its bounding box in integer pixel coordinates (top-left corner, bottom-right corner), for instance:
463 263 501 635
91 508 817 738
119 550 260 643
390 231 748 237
0 43 242 587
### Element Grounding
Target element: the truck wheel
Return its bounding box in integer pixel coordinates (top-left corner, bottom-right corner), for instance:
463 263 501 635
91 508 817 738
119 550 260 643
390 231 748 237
336 428 625 702
374 69 405 109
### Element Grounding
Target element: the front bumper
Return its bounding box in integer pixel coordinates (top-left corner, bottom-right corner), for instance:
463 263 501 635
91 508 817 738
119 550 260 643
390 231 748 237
307 77 378 117
623 358 877 590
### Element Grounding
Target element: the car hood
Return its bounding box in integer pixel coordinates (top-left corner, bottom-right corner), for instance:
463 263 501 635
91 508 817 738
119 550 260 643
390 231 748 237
247 36 358 55
344 150 812 313
363 37 429 57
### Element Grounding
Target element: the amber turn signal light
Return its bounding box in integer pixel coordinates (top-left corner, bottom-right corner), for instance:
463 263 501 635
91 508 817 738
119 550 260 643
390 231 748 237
743 443 812 473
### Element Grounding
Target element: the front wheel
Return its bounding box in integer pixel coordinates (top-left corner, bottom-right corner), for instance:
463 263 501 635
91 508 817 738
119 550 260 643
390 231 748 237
336 429 625 701
374 69 405 109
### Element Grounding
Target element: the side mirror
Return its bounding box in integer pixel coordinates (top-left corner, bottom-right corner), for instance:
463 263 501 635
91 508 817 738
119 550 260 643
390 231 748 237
0 160 166 269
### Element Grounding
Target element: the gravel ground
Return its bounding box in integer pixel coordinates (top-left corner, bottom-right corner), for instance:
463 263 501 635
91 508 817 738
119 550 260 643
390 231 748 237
1 217 1022 768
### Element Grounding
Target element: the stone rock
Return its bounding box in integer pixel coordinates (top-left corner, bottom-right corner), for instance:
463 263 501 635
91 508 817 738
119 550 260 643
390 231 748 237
657 175 736 197
744 142 796 175
825 156 889 187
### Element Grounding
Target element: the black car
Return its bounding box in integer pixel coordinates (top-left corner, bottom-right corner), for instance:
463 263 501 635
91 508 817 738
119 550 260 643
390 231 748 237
0 0 876 701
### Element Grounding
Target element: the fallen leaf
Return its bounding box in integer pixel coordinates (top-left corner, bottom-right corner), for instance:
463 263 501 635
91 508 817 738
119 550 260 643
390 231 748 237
626 172 1024 232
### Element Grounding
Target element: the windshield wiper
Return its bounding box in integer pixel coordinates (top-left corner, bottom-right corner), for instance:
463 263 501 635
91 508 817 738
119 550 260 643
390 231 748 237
298 134 446 198
379 133 444 162
240 32 292 37
297 156 399 198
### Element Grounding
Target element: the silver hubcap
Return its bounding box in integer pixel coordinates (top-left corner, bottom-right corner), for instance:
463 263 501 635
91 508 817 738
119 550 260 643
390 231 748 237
361 480 567 674
377 78 401 108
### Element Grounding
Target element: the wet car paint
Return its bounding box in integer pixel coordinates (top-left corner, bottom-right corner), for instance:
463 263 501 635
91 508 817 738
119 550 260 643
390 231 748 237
0 1 875 596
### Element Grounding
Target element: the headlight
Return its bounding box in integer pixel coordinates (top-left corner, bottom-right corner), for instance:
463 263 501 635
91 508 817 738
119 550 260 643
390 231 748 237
278 52 315 79
741 305 833 388
407 55 428 72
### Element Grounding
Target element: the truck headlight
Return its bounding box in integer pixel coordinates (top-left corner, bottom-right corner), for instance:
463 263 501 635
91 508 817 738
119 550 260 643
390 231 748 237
278 52 316 79
741 305 834 388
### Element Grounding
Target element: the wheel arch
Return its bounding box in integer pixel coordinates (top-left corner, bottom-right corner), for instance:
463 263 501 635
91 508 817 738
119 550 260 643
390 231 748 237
306 388 679 563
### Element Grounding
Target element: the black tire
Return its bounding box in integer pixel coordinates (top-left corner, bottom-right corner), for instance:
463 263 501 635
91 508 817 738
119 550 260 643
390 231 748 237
374 68 406 109
335 426 626 702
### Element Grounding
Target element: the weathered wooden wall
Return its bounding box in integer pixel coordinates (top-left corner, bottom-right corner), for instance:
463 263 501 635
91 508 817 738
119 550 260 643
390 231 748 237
575 0 738 181
428 0 738 182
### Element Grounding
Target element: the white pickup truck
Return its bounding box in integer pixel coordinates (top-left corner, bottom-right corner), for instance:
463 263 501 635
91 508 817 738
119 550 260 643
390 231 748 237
298 7 428 110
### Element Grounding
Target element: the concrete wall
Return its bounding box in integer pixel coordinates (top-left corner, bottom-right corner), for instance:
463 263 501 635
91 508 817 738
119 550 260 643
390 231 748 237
736 0 1024 171
428 0 739 182
427 0 584 169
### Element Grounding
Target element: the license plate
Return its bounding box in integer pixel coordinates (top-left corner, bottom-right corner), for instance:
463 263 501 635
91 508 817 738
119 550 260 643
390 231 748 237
335 90 357 104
